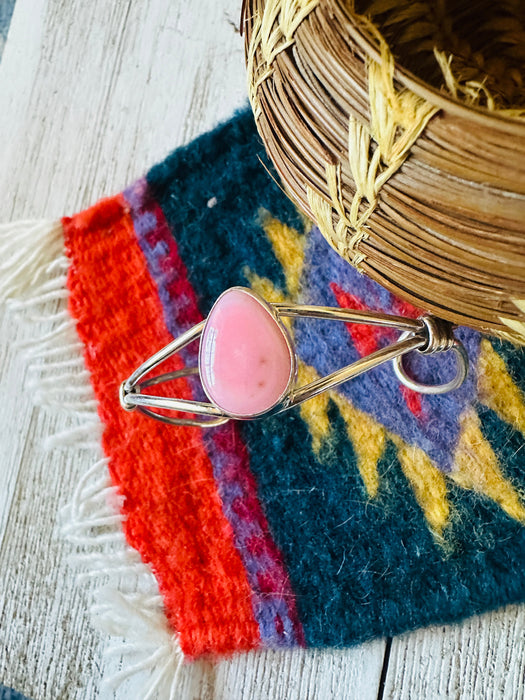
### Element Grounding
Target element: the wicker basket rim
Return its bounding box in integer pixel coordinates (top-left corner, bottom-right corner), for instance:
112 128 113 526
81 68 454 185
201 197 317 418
344 13 525 137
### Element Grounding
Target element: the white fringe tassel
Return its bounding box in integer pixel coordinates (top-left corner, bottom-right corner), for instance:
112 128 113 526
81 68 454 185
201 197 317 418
61 459 185 699
0 219 65 298
0 219 185 698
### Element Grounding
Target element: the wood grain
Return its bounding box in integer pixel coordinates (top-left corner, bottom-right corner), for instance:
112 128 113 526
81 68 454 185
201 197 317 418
0 0 523 698
386 606 525 700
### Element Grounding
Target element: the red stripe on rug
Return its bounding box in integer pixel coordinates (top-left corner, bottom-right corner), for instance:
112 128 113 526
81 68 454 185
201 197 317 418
63 195 261 657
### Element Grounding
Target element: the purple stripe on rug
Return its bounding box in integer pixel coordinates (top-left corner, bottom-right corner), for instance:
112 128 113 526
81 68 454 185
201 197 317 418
123 177 305 648
297 226 482 472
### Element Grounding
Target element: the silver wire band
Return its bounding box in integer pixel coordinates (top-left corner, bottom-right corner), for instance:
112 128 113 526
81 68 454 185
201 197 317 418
274 304 422 331
120 366 231 427
119 299 469 427
285 334 425 407
122 320 205 396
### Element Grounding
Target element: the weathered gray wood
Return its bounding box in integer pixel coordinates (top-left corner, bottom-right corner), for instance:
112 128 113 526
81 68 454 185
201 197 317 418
0 0 523 698
214 644 386 700
385 606 525 700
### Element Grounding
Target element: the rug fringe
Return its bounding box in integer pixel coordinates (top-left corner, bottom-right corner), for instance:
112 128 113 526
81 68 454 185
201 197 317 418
0 219 185 698
61 457 184 699
0 219 65 299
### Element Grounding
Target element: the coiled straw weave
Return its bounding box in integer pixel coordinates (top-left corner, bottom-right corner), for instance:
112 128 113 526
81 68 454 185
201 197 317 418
241 0 525 343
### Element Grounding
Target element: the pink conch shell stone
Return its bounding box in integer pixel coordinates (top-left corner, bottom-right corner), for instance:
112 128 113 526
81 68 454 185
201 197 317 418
199 288 294 416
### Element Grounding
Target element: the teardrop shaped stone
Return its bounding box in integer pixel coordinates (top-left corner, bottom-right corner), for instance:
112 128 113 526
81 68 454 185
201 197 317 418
199 288 294 416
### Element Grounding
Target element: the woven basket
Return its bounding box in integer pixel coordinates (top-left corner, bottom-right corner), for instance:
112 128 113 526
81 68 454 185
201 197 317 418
241 0 525 343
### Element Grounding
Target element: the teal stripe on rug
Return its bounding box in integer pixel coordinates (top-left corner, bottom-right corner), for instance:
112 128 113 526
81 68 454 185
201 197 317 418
0 686 32 700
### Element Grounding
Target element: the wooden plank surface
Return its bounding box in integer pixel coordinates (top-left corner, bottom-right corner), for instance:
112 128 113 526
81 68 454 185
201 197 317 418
386 607 525 699
0 1 523 698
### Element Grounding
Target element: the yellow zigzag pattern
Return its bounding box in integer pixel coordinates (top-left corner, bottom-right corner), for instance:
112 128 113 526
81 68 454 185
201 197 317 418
390 435 449 536
477 338 525 438
300 362 450 536
297 362 384 499
451 409 525 524
259 213 306 298
248 213 525 539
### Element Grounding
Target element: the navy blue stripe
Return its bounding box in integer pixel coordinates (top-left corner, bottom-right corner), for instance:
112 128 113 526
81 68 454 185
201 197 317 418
147 108 303 316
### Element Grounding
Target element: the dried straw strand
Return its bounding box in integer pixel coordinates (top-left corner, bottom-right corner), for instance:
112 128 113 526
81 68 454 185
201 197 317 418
242 0 525 342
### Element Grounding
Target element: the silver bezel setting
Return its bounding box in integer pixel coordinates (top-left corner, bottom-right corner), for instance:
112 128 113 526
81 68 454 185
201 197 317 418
197 286 297 420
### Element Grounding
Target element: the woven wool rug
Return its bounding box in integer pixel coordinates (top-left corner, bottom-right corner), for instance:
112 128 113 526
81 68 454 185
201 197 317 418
1 110 525 694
